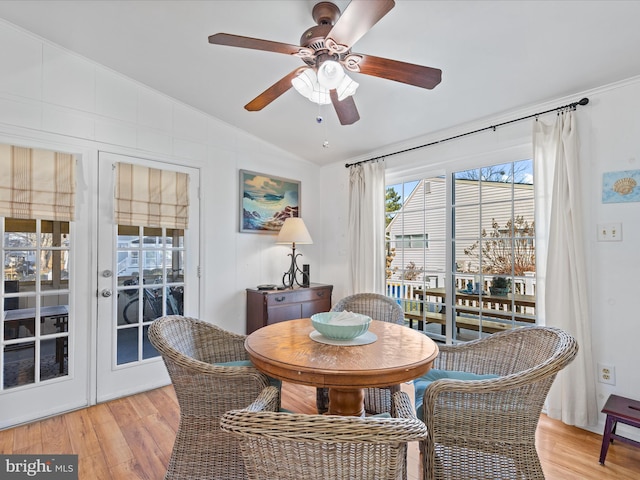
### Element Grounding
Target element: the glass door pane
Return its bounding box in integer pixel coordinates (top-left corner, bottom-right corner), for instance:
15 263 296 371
2 218 70 389
385 178 447 341
452 160 536 341
115 225 185 365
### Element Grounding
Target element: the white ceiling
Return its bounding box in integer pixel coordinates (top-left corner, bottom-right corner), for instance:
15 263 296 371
1 0 640 166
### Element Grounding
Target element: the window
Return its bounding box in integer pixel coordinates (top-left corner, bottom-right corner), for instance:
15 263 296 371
394 234 428 249
451 160 536 340
2 218 70 388
386 160 536 342
115 225 184 365
385 177 446 327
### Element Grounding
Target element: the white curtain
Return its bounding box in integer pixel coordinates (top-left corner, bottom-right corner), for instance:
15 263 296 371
348 161 386 294
533 111 598 426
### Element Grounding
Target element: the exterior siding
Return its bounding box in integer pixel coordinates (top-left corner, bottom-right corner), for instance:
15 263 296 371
387 176 534 286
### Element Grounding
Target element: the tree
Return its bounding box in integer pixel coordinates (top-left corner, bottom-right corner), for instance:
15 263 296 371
402 261 423 281
463 216 535 275
455 163 532 185
385 187 402 277
385 187 402 227
385 239 397 279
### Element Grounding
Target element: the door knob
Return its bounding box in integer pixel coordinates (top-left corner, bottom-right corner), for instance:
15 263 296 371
101 289 112 298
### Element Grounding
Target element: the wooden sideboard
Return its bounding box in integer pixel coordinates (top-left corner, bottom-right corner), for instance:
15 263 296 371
246 283 333 334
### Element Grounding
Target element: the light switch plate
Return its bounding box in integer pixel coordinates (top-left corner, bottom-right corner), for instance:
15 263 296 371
597 223 622 242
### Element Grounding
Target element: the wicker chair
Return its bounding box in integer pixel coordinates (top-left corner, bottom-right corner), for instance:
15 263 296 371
417 326 578 480
148 315 281 480
221 388 427 480
316 293 405 414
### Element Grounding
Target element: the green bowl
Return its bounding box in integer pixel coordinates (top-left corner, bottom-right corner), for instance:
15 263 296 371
311 312 371 340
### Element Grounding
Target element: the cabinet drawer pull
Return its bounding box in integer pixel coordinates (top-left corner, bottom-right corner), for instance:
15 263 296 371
275 296 286 302
316 291 325 297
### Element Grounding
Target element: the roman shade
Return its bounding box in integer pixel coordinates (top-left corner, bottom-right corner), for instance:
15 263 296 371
0 144 76 222
115 162 189 229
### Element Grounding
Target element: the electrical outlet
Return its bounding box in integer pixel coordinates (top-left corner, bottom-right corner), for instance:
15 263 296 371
598 363 616 385
597 223 622 242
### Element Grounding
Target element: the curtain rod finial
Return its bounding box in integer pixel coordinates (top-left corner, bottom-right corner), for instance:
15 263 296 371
578 97 589 106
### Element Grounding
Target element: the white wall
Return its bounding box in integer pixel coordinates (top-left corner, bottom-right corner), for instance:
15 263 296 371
320 77 640 437
0 19 325 335
585 80 640 438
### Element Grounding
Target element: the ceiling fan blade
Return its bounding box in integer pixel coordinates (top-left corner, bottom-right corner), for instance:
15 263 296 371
353 53 442 90
326 0 395 51
330 90 360 125
245 68 308 111
208 33 302 55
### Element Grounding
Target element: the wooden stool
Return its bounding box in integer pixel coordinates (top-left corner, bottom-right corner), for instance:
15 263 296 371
599 394 640 464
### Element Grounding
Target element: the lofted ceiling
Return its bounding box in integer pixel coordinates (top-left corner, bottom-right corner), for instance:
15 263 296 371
1 1 640 166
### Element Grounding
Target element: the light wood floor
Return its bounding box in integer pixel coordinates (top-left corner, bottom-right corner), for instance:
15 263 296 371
1 382 638 479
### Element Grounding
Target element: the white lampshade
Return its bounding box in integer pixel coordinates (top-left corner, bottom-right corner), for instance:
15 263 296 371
291 69 331 105
291 68 359 105
334 75 359 101
276 217 313 245
317 60 345 90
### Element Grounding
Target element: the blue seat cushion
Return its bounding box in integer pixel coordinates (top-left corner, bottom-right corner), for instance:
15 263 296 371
214 360 282 389
414 369 499 420
214 360 254 367
371 412 392 418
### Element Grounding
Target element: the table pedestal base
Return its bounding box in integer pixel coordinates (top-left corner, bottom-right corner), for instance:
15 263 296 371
328 388 365 416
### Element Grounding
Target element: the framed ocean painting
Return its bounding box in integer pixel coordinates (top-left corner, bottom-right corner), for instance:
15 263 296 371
239 170 300 233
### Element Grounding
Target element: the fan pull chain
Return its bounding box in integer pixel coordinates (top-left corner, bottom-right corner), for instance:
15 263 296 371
316 103 330 148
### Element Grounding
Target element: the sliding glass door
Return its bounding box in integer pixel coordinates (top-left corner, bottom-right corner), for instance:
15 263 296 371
386 159 537 343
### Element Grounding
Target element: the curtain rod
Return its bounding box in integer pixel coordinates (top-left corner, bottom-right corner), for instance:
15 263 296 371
344 97 590 168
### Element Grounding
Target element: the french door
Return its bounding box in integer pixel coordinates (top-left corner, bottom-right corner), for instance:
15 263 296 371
0 148 199 427
96 152 199 402
0 144 94 428
0 216 91 428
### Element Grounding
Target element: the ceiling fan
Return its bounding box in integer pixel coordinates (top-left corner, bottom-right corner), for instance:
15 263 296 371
208 0 442 125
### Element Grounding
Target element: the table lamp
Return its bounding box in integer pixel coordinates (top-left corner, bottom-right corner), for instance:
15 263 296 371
276 217 313 288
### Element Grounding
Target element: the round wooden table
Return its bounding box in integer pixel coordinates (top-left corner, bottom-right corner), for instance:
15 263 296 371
245 318 439 416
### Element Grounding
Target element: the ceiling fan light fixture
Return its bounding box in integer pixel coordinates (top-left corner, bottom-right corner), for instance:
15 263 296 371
210 0 442 125
291 69 331 105
292 68 358 105
317 60 345 89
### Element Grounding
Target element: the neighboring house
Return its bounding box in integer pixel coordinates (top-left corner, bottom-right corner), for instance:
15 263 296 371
386 177 534 289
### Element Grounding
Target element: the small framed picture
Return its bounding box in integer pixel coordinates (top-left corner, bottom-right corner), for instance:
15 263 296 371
239 170 300 233
602 169 640 203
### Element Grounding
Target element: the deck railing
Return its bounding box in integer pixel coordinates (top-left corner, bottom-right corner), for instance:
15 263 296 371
387 273 536 300
387 273 537 335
